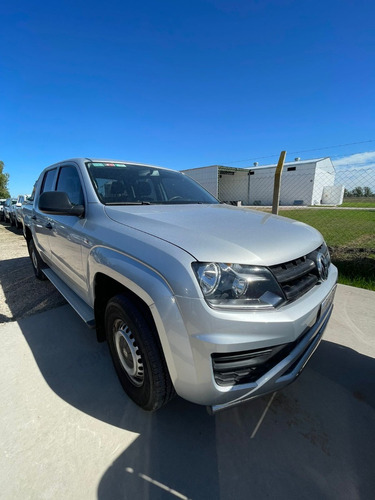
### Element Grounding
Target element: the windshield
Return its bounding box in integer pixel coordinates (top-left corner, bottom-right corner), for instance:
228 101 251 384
86 162 219 205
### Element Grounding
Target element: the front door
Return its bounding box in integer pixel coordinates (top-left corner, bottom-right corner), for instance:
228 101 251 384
48 165 87 295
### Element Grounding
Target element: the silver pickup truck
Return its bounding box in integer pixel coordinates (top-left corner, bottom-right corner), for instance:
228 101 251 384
23 158 337 413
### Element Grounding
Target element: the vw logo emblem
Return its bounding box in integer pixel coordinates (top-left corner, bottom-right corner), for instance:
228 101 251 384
316 252 329 281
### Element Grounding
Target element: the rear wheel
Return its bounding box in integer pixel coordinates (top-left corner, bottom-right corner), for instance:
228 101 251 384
28 239 47 280
105 294 175 411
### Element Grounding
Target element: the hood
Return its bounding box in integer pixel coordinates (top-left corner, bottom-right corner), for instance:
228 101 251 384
104 204 323 266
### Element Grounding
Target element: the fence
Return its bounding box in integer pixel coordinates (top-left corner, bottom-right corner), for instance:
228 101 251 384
247 160 375 290
186 159 374 289
183 159 375 288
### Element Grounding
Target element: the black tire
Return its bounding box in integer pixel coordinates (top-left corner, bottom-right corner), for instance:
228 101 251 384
28 239 47 280
105 294 175 411
10 215 15 226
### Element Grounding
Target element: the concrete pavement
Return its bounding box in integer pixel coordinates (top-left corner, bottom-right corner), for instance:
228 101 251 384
0 284 374 499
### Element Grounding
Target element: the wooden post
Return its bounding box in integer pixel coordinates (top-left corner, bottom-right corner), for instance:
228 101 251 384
272 151 286 215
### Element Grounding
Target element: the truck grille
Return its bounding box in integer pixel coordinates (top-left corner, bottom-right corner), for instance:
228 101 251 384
269 243 330 302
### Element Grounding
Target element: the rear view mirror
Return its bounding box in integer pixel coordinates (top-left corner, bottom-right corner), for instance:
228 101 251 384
39 191 84 217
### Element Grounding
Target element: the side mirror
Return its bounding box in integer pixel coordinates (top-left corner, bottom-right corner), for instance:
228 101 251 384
39 191 85 217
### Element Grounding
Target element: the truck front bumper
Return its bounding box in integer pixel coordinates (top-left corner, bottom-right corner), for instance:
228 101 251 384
166 266 337 411
207 289 335 414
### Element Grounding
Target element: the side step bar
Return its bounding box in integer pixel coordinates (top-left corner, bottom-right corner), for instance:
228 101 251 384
42 268 96 328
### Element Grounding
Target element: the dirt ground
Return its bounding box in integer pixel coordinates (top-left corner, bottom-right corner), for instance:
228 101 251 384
0 221 66 322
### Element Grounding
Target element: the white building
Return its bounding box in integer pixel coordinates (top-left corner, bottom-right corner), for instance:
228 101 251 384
182 157 344 206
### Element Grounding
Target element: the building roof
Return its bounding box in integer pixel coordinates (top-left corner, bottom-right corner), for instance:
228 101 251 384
248 157 329 170
183 165 250 173
183 158 332 173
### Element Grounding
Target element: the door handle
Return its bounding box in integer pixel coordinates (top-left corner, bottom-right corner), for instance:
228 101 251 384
45 222 53 230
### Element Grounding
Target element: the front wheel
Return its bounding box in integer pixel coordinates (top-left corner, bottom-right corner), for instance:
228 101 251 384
105 295 175 411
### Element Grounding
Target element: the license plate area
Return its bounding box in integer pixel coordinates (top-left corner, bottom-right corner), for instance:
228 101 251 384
320 285 336 319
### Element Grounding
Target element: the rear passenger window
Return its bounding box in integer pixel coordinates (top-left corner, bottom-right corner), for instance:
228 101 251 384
41 168 57 193
56 166 84 206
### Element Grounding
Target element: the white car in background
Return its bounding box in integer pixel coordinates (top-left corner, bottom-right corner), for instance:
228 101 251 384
3 197 17 223
0 199 6 221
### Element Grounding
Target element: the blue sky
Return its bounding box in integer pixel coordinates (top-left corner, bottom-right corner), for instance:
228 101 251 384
1 0 374 196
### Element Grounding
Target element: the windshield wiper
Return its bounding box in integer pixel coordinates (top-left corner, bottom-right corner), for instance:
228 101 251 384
105 201 151 206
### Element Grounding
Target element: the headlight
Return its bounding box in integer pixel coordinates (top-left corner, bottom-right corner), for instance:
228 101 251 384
192 262 286 310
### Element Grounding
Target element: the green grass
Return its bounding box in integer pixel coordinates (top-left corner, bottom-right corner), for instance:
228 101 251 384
334 266 374 290
278 209 375 248
278 208 375 291
342 202 375 208
341 196 375 208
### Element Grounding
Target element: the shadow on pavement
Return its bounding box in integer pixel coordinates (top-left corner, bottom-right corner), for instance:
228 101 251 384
309 339 375 409
18 306 375 499
0 220 22 235
0 255 66 321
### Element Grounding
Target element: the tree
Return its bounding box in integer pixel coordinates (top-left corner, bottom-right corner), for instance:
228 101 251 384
0 161 10 198
363 186 374 197
351 186 364 197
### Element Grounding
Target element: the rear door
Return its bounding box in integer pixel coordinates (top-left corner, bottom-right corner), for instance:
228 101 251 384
33 168 58 263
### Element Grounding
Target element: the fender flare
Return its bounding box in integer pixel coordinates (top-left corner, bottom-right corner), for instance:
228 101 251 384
87 246 194 388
